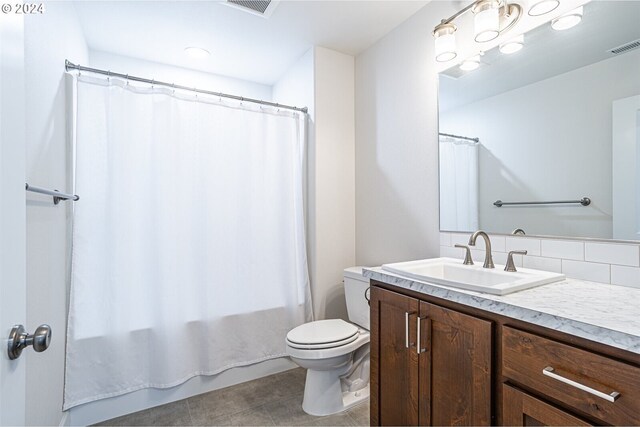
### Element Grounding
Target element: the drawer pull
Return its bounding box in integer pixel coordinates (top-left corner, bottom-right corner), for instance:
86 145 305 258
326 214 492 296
542 366 621 403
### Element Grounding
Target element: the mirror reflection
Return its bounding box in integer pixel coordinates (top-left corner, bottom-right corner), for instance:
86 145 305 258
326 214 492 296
438 0 640 241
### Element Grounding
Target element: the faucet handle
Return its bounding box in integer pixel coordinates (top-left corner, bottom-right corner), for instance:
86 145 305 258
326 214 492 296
505 250 528 272
454 244 474 265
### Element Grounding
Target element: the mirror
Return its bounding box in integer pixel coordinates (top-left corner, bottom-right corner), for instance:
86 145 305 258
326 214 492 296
438 0 640 241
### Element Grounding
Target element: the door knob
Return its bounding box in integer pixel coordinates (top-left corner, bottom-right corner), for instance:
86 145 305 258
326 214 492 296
7 324 52 360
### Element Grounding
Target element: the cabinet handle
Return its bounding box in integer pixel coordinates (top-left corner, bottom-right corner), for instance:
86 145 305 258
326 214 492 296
542 366 621 403
416 317 428 354
405 312 415 348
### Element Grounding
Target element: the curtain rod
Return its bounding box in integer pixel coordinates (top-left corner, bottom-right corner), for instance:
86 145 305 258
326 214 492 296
65 60 308 114
439 132 479 143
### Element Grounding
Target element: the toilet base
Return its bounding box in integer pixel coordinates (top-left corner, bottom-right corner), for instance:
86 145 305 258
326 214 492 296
300 348 370 416
301 371 370 416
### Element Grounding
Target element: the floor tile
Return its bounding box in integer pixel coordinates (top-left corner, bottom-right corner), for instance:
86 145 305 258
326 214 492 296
263 395 319 426
308 413 358 426
206 404 276 426
346 401 370 426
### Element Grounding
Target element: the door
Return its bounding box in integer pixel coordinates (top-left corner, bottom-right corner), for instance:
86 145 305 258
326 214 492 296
0 12 27 426
418 301 492 426
502 384 592 426
370 287 419 426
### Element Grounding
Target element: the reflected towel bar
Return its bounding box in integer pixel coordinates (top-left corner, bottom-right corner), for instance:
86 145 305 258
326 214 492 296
494 198 591 207
25 183 79 205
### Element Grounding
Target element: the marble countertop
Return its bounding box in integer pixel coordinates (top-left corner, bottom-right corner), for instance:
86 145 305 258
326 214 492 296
364 267 640 356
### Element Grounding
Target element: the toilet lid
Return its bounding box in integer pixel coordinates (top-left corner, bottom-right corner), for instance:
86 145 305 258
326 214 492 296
286 319 358 346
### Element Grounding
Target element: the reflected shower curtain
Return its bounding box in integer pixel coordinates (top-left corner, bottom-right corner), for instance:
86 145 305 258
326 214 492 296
439 136 479 231
64 75 312 409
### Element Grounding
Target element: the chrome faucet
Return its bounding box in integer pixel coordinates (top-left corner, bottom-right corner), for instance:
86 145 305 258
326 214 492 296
468 230 494 269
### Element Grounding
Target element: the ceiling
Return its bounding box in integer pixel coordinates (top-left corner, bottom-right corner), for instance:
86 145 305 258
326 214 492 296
74 0 428 85
439 0 640 112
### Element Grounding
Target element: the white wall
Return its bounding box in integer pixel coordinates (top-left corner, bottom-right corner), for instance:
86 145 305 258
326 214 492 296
89 51 272 101
313 47 356 320
273 47 356 321
355 2 452 267
441 49 640 239
24 3 88 425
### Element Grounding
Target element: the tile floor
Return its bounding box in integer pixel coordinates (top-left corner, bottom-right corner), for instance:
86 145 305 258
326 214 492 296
96 368 370 426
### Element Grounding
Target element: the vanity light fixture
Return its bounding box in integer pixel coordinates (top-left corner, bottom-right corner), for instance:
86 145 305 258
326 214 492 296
551 6 583 31
432 0 523 61
527 0 560 16
184 47 211 59
499 34 524 54
459 55 481 71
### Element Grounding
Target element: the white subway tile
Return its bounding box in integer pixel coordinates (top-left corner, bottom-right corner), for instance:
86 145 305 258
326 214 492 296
450 233 472 246
542 240 584 261
610 265 640 289
522 256 562 273
439 232 451 247
440 245 461 259
505 237 541 256
494 252 522 267
561 260 610 283
585 242 640 267
488 235 506 253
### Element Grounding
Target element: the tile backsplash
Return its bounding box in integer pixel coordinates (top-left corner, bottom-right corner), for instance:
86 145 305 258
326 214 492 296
440 232 640 289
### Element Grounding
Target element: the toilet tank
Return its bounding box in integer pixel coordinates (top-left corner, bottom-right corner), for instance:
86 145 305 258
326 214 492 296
344 267 370 330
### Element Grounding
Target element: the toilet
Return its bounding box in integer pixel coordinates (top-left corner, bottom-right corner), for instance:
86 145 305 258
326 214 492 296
286 267 370 416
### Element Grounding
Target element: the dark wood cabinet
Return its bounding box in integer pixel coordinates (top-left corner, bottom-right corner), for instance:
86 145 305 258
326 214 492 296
502 384 592 426
370 279 640 426
371 287 492 426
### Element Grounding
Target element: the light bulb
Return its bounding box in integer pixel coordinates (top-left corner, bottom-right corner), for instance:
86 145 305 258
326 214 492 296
459 55 481 71
499 34 524 54
551 6 584 31
528 0 560 16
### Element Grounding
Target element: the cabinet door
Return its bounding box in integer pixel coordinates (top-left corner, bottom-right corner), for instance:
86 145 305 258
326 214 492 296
418 301 492 426
503 384 593 426
370 287 419 426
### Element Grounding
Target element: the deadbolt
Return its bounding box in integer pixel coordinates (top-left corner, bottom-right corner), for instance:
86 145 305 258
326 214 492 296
7 324 51 360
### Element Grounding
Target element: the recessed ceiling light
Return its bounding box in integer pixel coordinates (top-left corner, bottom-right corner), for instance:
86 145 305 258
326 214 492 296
184 47 210 59
459 55 481 71
528 0 559 16
551 6 584 31
499 34 524 54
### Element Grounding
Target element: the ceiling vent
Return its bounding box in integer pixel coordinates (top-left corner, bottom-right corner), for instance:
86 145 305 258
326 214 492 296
225 0 280 18
609 39 640 55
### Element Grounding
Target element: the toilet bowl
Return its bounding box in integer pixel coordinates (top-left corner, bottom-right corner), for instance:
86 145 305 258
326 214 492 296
286 267 370 416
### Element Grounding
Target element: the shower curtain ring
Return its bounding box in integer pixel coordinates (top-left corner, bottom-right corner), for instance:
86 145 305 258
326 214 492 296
107 70 111 82
125 74 129 85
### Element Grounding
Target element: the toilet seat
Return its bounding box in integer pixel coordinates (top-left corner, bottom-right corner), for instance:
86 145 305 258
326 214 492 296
286 319 358 349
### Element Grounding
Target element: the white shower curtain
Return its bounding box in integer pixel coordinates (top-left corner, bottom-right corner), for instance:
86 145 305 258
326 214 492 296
64 75 312 409
439 136 479 231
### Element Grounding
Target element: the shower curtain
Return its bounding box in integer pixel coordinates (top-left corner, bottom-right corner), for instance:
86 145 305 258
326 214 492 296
64 74 312 409
439 136 479 231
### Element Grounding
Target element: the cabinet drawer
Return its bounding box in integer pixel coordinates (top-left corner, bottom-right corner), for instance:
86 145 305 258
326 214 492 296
502 327 640 425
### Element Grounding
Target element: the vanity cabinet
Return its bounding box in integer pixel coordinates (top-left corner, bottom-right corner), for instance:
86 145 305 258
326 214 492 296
370 286 492 426
370 280 640 426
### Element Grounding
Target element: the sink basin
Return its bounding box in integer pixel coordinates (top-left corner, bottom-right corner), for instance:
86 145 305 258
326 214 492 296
381 257 565 295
